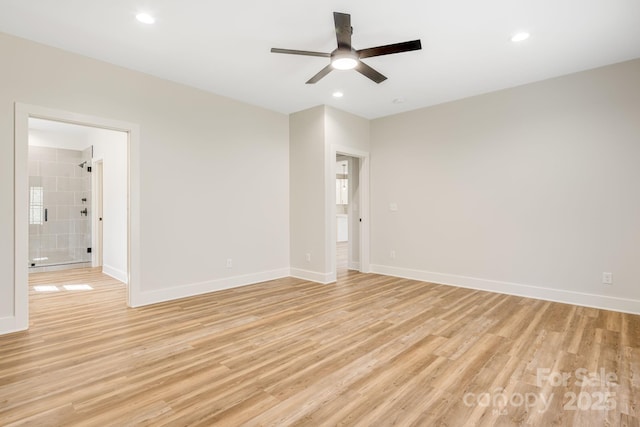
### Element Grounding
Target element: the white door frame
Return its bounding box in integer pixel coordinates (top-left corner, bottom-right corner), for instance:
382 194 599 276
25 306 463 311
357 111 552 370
326 144 371 283
13 103 141 332
92 159 104 269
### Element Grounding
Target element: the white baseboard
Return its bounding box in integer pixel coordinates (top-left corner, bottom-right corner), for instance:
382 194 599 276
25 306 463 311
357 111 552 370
0 315 27 335
290 268 335 284
131 268 290 307
370 264 640 315
0 316 14 335
348 261 361 271
102 264 128 284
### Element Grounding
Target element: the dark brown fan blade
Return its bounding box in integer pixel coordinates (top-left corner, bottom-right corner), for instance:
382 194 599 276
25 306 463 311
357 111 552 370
357 40 422 59
271 48 331 58
306 64 333 84
355 61 387 84
334 12 352 49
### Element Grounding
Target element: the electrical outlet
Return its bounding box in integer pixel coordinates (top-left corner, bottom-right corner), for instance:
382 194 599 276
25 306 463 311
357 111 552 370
390 203 398 212
226 258 233 268
390 250 396 259
602 272 612 285
306 253 311 262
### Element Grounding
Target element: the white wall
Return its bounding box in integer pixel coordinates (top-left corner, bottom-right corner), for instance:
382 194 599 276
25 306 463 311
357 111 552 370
90 128 128 282
289 105 370 282
289 106 327 281
370 58 640 313
325 106 370 153
0 32 289 333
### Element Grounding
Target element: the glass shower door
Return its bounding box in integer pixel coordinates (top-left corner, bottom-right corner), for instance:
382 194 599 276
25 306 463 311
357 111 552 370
28 145 93 271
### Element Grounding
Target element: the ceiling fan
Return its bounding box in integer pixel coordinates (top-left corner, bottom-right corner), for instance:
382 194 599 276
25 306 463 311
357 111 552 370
271 12 422 84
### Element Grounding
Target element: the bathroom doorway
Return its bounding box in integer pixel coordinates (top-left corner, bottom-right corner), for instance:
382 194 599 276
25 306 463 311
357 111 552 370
27 118 127 279
13 103 140 332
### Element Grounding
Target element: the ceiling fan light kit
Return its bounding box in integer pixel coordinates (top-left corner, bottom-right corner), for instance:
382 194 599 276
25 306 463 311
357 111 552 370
271 12 422 84
331 51 358 70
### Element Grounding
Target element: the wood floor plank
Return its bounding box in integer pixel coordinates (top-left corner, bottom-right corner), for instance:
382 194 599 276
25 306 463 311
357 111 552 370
0 266 638 425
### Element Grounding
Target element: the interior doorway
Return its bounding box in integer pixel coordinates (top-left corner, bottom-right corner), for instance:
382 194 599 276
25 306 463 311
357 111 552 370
335 155 360 276
13 103 140 332
26 119 126 278
328 145 370 283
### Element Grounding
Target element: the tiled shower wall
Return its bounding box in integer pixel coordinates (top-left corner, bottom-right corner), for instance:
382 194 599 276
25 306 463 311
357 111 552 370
28 146 92 270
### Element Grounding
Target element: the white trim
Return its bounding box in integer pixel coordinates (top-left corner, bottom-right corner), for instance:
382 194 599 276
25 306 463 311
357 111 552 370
128 124 141 307
348 261 361 271
102 264 128 284
370 264 640 315
12 104 29 333
358 154 371 273
290 268 335 284
91 159 104 269
0 316 22 335
346 157 356 269
327 144 371 283
8 103 140 335
132 269 290 307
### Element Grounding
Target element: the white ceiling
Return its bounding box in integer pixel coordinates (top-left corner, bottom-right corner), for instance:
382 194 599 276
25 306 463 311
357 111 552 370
28 118 95 150
29 118 93 136
2 0 640 119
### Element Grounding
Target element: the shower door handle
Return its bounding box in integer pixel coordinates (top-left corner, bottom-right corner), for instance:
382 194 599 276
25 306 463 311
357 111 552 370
44 208 48 222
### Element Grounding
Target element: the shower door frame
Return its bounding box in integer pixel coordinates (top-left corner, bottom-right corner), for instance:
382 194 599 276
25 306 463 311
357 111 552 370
12 103 141 333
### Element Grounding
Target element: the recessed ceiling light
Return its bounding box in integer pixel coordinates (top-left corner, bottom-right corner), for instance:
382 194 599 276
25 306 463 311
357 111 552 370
511 32 530 42
392 98 405 104
333 91 344 98
136 13 155 24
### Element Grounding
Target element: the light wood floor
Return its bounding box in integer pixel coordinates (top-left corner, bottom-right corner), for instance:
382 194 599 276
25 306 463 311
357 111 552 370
0 267 638 426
